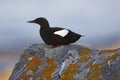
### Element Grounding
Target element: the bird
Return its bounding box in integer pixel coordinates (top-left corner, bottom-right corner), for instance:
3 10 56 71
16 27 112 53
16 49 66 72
27 17 83 48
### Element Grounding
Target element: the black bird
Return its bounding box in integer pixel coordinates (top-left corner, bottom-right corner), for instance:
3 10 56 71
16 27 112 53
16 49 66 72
28 17 83 48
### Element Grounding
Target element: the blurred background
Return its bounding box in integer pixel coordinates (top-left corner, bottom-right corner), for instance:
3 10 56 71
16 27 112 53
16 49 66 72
0 0 120 79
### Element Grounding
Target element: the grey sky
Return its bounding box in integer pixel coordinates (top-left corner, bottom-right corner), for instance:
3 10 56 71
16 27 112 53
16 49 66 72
0 0 120 48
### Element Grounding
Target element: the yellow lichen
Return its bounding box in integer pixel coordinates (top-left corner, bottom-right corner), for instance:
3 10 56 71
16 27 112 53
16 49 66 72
26 55 42 71
87 62 103 80
60 64 79 80
40 57 57 80
105 53 120 61
22 53 31 58
99 49 119 54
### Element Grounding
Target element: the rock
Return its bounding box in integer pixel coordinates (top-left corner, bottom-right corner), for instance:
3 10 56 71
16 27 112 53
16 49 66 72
9 44 120 80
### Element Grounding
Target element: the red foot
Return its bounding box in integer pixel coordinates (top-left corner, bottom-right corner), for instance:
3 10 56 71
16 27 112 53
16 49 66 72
52 44 66 48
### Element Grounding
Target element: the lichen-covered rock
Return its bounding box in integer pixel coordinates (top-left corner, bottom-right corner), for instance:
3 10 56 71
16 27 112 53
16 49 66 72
9 44 120 80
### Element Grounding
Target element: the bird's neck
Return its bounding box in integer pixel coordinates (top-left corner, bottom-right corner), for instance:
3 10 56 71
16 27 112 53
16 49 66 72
39 21 50 29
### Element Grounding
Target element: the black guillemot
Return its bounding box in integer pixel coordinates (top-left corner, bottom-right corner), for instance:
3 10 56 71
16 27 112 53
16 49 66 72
28 17 83 48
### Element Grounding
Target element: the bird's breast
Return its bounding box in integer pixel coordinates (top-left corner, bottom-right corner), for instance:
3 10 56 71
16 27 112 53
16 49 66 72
40 29 53 44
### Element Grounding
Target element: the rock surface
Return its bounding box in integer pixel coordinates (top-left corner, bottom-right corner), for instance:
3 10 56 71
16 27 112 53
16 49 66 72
9 44 120 80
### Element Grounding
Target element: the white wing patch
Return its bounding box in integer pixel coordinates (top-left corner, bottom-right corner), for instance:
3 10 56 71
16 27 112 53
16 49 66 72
54 29 69 37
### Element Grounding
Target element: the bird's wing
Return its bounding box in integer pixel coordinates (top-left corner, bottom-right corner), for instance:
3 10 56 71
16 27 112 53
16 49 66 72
54 29 69 37
50 27 69 37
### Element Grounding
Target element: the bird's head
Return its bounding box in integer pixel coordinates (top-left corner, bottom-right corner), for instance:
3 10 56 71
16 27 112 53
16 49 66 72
27 17 49 27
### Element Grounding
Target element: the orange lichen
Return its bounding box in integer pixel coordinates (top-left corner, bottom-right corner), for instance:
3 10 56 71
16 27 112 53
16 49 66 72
26 55 42 71
46 57 56 64
87 62 93 68
20 72 41 80
22 53 31 58
80 47 92 56
31 55 42 65
79 47 92 63
87 62 103 80
105 53 120 61
40 57 57 80
99 49 119 54
60 64 79 80
20 74 31 80
117 70 120 80
26 61 39 71
117 76 120 80
80 55 88 62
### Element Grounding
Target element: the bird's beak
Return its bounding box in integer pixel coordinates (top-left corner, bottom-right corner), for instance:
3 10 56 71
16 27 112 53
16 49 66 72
27 20 34 23
81 35 85 37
